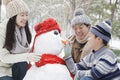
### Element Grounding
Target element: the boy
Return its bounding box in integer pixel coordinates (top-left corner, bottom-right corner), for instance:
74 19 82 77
64 20 120 80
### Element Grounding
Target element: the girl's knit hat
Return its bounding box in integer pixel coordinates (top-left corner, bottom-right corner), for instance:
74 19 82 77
3 0 29 18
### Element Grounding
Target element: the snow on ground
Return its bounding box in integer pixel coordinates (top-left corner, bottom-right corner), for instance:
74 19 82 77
109 38 120 68
110 38 120 50
118 63 120 68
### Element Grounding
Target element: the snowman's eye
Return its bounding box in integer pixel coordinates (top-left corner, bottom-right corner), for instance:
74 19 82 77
54 31 59 35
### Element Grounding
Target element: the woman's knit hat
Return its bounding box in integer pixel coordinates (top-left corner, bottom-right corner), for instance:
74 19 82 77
90 19 112 43
3 0 29 18
71 8 91 28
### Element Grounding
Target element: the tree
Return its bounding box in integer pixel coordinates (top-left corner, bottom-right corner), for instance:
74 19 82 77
110 0 119 21
0 0 1 22
76 0 120 38
109 0 120 38
24 0 120 38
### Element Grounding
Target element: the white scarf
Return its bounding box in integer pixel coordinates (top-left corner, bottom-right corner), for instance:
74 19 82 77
10 26 30 54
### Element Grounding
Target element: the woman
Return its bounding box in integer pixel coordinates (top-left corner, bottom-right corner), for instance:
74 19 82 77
0 0 40 80
68 8 91 63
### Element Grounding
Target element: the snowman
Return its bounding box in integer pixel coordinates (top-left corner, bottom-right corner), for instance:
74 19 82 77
23 18 73 80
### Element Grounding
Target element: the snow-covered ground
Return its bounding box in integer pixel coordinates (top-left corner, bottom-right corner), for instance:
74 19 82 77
109 38 120 68
100 38 120 69
110 38 120 50
118 63 120 69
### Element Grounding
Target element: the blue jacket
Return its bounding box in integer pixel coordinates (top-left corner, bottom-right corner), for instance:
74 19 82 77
65 46 120 80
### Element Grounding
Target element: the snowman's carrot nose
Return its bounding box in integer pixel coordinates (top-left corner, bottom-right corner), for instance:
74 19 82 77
61 40 69 45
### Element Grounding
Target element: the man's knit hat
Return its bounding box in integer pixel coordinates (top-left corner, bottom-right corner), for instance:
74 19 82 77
3 0 29 18
71 8 91 28
90 19 112 43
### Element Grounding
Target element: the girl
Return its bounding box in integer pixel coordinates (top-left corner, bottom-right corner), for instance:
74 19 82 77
0 0 40 80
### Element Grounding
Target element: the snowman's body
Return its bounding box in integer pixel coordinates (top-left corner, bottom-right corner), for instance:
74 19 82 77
23 30 72 80
24 64 72 80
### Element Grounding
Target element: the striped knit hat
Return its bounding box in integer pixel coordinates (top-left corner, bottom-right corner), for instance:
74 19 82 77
90 19 112 42
3 0 29 18
71 8 91 28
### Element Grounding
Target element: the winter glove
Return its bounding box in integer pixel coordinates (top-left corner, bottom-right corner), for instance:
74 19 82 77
27 53 41 62
63 43 72 58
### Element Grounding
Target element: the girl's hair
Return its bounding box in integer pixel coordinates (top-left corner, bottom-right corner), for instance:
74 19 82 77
3 15 32 51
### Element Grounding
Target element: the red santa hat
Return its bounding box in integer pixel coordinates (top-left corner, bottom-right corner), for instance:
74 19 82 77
34 18 61 36
32 18 61 52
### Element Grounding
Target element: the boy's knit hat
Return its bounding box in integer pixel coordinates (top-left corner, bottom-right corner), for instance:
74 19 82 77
3 0 29 18
90 19 112 42
71 8 91 28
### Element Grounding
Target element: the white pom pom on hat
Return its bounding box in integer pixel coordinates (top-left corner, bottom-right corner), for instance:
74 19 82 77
71 8 91 28
74 8 85 16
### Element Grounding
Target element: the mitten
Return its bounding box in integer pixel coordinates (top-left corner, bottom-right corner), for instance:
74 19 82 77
27 53 41 62
64 43 72 58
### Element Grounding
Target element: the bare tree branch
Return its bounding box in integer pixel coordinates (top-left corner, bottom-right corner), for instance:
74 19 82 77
0 0 1 22
110 0 118 21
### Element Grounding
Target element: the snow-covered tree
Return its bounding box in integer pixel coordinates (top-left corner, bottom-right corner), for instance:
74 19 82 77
0 0 1 22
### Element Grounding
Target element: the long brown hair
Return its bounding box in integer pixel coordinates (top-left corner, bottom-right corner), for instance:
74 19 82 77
3 15 32 51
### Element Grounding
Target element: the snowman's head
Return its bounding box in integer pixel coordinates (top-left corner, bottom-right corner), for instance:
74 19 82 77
32 18 65 56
